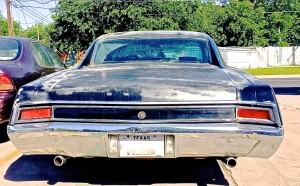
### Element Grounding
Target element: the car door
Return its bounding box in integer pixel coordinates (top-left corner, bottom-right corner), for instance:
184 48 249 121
31 42 58 76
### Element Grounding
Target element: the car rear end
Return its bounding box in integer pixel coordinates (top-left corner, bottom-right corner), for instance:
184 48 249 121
9 101 283 159
7 72 283 160
0 38 20 124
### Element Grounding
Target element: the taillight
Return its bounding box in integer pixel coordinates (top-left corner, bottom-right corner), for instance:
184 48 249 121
0 73 15 91
237 108 271 120
19 108 52 120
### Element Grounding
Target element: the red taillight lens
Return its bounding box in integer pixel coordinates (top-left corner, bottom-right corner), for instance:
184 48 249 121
19 108 52 120
0 73 15 91
237 108 271 120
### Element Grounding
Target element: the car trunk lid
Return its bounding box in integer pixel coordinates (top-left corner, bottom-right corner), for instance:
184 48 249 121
35 63 239 103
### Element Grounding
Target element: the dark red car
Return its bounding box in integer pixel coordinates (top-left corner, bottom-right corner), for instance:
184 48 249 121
0 36 65 124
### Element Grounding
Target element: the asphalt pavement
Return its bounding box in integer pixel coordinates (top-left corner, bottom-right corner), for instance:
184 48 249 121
257 75 300 95
229 95 300 185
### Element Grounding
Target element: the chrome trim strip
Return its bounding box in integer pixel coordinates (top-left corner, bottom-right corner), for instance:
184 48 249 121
236 118 274 125
237 100 257 105
49 118 235 124
52 105 236 109
17 100 240 107
8 122 283 136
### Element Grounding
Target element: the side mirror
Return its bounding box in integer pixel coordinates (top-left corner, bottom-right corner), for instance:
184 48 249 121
64 60 76 68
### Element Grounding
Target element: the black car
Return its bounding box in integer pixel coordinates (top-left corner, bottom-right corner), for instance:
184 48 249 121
8 31 283 168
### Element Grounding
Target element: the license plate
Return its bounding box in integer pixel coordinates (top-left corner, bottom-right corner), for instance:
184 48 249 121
119 135 164 157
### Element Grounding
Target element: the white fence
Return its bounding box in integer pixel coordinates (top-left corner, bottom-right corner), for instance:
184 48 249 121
219 46 300 69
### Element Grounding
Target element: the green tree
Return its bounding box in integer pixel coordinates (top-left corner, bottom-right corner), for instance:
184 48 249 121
48 0 300 49
218 0 268 46
259 0 300 46
186 1 227 45
0 10 23 36
50 0 204 50
49 0 107 51
21 23 50 45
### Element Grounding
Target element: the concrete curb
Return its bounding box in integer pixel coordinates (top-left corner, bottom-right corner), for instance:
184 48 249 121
255 75 300 79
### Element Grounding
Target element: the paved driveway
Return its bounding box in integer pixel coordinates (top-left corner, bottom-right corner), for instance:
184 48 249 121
227 95 300 185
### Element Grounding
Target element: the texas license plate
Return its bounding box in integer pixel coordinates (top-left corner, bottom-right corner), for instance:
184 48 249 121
119 135 164 157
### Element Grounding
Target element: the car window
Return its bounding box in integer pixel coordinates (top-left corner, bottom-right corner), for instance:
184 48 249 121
43 46 64 68
94 38 210 64
31 44 42 65
0 38 21 61
31 42 53 67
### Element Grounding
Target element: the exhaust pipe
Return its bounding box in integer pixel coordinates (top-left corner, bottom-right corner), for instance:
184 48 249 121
54 155 68 167
223 157 237 168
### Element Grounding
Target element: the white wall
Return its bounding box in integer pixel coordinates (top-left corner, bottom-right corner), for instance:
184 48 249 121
219 46 300 69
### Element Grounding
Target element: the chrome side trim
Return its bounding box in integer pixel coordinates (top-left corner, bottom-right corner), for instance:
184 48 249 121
16 100 240 107
52 105 236 109
50 118 235 124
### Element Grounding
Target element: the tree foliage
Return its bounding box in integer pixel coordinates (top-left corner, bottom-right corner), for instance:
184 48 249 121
217 0 269 46
21 23 50 44
48 0 300 50
0 10 22 36
259 0 300 46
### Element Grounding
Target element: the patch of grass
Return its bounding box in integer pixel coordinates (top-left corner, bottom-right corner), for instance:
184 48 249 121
244 66 300 75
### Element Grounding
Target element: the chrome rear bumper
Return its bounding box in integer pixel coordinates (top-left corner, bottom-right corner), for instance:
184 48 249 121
8 122 283 159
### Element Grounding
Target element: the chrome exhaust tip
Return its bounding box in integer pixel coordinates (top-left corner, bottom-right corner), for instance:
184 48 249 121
223 157 237 168
54 155 67 167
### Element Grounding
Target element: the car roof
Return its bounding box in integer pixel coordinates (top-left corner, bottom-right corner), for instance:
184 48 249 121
0 36 35 43
96 31 210 41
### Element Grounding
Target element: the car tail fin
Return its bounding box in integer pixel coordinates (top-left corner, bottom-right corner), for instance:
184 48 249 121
0 73 15 91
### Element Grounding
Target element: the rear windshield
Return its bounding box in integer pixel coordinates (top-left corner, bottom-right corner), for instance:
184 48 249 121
93 38 210 64
0 38 21 61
